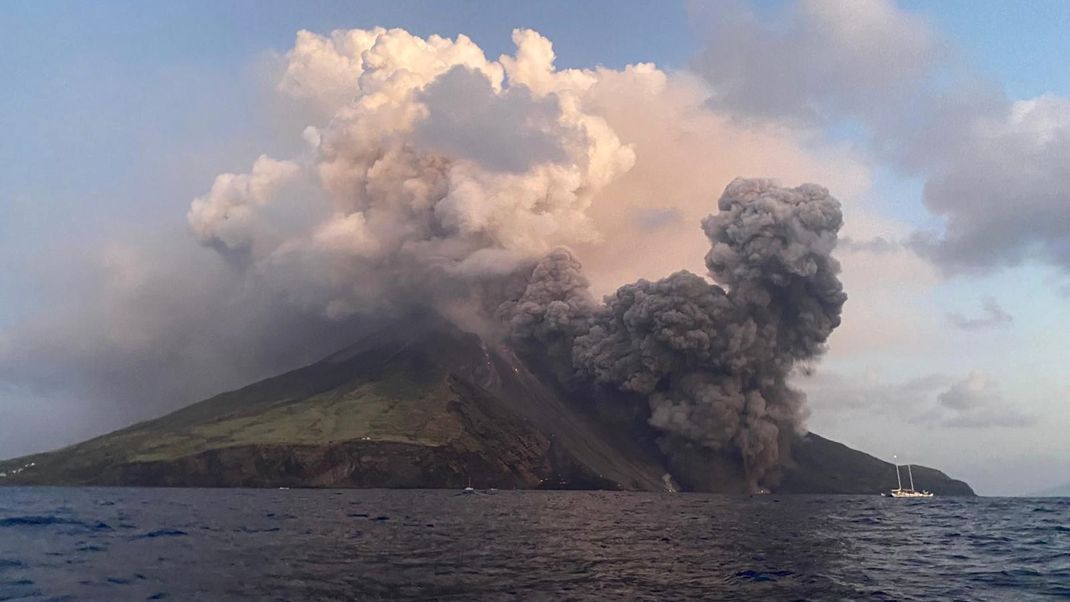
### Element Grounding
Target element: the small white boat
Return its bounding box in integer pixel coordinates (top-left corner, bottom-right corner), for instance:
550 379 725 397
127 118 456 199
890 456 934 498
460 476 481 495
891 489 933 498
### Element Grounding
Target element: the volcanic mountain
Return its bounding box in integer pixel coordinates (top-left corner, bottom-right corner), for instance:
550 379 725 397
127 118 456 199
0 314 972 495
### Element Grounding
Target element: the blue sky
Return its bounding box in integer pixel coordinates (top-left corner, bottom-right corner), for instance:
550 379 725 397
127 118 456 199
2 1 1068 495
907 0 1070 99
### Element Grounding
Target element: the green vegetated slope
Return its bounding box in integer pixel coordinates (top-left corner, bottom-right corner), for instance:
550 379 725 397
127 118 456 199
0 316 650 489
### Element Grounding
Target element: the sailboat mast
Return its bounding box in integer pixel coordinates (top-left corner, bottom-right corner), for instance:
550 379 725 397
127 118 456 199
894 456 902 490
908 464 915 490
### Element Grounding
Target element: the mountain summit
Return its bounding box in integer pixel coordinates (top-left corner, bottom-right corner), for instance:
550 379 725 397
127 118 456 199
0 315 973 495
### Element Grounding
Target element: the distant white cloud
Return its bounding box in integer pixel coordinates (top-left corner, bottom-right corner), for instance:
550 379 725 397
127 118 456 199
929 373 1035 428
803 369 1034 429
946 297 1013 331
801 369 950 414
693 0 937 126
913 95 1070 274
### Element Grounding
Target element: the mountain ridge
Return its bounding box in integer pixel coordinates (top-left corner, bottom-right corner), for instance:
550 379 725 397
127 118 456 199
0 315 974 495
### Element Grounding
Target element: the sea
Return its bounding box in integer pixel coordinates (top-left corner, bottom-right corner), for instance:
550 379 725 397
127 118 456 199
0 488 1066 601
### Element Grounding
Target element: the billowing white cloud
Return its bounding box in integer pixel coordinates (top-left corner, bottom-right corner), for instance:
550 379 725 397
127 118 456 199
197 28 641 320
187 155 302 256
278 28 505 115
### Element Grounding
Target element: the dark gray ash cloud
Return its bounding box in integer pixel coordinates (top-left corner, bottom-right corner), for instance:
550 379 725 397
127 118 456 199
502 178 847 487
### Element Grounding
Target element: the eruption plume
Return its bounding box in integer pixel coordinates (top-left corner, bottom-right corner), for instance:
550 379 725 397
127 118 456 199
503 179 847 485
186 27 634 321
0 26 851 471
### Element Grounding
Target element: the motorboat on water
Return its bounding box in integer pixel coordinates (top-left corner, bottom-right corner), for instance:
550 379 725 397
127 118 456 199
889 456 934 498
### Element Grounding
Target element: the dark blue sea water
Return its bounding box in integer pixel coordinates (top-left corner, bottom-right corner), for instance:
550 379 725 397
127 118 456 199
0 488 1066 601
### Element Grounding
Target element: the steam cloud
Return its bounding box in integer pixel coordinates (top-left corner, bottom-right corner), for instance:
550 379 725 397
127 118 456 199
503 179 846 485
187 27 634 322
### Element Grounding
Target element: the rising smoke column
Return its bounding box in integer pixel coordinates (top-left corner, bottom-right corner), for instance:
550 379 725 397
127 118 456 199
704 179 846 370
505 178 846 485
697 178 846 481
496 248 596 358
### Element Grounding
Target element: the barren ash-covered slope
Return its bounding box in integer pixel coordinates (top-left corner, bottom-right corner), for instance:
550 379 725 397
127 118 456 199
0 315 973 495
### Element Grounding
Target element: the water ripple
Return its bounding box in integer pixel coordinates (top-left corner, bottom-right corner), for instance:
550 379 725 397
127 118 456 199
0 488 1066 600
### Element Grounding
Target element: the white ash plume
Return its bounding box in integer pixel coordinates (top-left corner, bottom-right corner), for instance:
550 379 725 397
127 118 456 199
188 28 635 320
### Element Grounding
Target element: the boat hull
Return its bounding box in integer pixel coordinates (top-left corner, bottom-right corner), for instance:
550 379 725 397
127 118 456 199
890 489 934 498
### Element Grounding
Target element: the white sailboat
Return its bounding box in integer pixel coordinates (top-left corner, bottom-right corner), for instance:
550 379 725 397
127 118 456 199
890 455 934 498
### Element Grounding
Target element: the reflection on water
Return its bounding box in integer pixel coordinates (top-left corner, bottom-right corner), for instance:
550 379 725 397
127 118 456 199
0 488 1067 600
